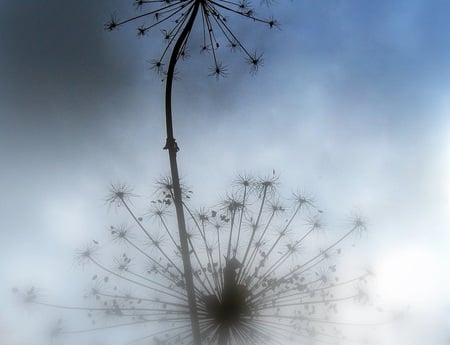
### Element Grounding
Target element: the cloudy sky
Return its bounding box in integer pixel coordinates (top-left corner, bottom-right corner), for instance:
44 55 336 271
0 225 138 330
1 0 449 344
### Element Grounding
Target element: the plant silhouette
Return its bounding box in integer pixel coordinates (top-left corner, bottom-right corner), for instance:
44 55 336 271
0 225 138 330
15 175 380 345
12 1 393 345
105 2 281 343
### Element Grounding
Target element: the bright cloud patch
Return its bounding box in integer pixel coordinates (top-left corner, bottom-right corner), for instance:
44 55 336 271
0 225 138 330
375 245 441 309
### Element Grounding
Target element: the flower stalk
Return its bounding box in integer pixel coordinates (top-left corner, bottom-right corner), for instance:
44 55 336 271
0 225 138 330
163 2 202 344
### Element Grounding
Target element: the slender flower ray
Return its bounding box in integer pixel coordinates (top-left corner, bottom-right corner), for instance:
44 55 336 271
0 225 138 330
32 301 188 315
276 224 362 284
260 274 370 306
186 233 217 296
156 214 181 252
118 267 187 299
121 236 187 289
256 314 393 327
118 196 185 276
238 183 269 279
123 324 192 345
248 223 362 304
241 207 277 283
216 221 225 292
242 199 305 287
234 180 249 251
258 196 310 261
256 232 308 285
183 203 222 296
96 292 188 309
114 223 208 298
249 319 344 345
201 224 223 296
107 2 184 29
225 208 237 260
256 293 360 311
88 256 189 302
239 322 287 345
58 319 182 335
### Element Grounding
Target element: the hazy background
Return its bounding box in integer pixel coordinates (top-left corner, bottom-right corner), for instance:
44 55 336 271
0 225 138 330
1 0 449 344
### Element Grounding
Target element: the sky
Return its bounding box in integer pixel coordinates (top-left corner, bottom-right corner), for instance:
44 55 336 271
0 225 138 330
1 0 450 344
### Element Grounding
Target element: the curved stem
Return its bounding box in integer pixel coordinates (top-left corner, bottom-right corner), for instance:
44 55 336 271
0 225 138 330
163 1 202 344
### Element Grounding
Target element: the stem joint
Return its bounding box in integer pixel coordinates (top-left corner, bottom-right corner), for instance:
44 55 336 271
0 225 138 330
164 137 180 152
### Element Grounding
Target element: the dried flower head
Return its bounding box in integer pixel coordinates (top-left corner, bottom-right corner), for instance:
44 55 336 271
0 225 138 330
75 243 99 266
106 0 279 77
106 183 136 208
22 175 388 345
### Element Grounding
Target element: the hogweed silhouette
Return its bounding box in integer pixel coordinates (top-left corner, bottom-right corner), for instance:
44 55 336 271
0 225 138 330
105 0 277 78
104 1 282 342
15 174 380 345
13 1 391 344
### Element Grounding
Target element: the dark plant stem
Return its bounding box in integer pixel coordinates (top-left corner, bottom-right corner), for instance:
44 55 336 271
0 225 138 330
163 2 202 344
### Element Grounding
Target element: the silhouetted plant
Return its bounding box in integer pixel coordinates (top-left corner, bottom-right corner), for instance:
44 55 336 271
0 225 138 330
14 174 384 345
13 1 393 344
104 1 281 342
106 0 277 78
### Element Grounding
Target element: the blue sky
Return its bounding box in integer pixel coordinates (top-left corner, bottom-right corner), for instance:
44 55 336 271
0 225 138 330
1 1 449 344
